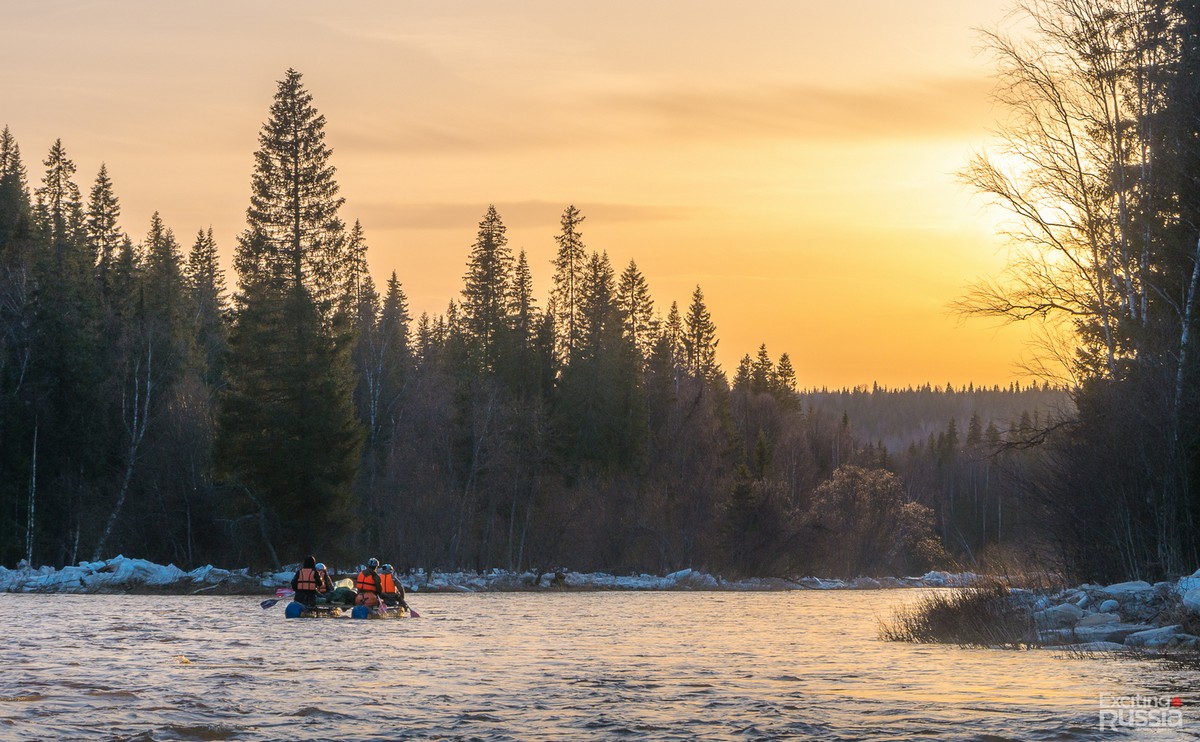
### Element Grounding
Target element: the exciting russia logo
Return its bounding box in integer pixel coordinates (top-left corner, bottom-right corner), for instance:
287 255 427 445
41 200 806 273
1099 695 1184 730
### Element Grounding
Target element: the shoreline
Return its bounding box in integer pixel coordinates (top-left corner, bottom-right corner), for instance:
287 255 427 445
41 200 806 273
0 555 980 596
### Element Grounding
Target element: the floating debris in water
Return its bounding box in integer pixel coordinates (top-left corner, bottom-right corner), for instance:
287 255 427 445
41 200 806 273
174 655 193 665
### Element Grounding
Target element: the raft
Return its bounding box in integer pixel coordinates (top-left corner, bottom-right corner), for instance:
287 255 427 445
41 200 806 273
284 600 411 619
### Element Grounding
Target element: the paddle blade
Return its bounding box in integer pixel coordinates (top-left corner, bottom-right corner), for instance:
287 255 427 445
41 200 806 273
260 598 280 609
409 607 421 618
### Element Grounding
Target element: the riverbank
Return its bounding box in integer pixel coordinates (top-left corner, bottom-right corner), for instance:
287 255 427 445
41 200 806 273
882 571 1200 653
0 555 981 595
1027 575 1200 651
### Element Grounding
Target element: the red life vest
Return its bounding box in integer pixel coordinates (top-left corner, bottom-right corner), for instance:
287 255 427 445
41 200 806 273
295 567 318 591
379 572 398 594
356 570 381 594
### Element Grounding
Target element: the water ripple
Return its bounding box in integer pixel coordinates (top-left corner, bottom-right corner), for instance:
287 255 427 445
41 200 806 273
4 591 1200 739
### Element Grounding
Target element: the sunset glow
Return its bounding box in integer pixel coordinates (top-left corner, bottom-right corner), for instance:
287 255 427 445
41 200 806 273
3 0 1028 388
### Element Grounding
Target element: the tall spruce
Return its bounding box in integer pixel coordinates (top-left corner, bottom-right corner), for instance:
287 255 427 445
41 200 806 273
342 219 369 318
186 227 228 386
460 205 512 370
86 164 122 294
616 259 656 363
683 285 719 381
236 67 347 313
26 139 106 565
219 68 363 563
550 205 587 364
141 212 191 386
0 126 30 258
510 249 537 347
33 139 84 254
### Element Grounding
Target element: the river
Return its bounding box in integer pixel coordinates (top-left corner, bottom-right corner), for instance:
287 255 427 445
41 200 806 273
1 590 1197 740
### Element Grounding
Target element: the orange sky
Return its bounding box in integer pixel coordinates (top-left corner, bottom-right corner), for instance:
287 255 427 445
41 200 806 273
2 0 1039 389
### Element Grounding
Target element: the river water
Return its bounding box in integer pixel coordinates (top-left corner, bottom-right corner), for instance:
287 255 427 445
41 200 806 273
1 590 1197 740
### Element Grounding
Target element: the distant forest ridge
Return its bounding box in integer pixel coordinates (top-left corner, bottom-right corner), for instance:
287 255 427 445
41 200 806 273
798 382 1072 452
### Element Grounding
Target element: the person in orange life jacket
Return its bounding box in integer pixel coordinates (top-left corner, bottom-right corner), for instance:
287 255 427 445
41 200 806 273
379 564 408 609
291 555 326 607
314 562 335 601
355 557 383 608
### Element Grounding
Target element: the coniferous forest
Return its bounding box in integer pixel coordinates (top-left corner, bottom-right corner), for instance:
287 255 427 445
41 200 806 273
4 0 1200 587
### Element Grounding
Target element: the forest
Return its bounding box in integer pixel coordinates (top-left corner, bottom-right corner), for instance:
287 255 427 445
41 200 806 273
2 0 1199 583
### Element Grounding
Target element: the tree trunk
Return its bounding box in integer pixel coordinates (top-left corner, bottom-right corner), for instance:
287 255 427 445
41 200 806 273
93 344 152 562
1173 236 1200 442
25 421 36 565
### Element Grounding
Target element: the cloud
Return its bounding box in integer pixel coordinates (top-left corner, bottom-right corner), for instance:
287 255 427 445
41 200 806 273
331 76 994 157
607 76 995 142
349 200 696 231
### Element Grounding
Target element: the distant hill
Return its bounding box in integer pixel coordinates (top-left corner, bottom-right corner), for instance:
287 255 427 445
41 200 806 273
798 383 1074 453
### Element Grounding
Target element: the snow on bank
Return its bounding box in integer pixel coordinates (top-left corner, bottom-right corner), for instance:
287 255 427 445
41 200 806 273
0 555 290 594
408 568 979 592
0 556 981 595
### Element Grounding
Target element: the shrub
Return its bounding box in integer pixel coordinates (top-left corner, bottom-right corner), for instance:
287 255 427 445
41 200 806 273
879 580 1036 648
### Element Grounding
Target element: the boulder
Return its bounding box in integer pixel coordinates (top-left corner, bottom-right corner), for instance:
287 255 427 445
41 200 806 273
1071 623 1158 644
1033 602 1084 629
1176 577 1200 594
1037 629 1076 645
1098 599 1119 613
1183 588 1200 614
1050 641 1127 653
1077 612 1119 627
1100 580 1154 596
1124 625 1187 648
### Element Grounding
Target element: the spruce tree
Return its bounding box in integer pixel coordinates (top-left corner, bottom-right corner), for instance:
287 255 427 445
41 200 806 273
26 139 107 564
682 285 719 381
33 139 84 254
237 68 347 313
342 219 369 318
774 353 797 396
510 249 537 346
750 344 773 393
376 272 411 436
219 69 363 562
186 227 228 386
0 126 30 258
616 259 655 363
662 301 684 370
733 354 753 391
578 251 616 363
550 205 586 365
86 164 122 294
460 204 512 370
141 212 192 385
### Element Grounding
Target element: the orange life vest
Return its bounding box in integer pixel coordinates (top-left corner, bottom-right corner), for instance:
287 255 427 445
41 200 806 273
356 570 381 594
295 567 318 591
379 572 398 594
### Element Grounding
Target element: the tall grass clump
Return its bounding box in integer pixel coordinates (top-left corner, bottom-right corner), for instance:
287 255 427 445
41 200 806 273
879 580 1036 648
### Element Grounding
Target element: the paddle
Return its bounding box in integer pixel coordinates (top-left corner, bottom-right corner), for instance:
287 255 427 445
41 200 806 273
259 588 295 609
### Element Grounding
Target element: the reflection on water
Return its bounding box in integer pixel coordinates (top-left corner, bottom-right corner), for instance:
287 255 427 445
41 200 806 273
0 590 1197 740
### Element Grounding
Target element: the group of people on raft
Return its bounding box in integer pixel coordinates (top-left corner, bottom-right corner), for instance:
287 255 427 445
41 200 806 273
290 556 408 611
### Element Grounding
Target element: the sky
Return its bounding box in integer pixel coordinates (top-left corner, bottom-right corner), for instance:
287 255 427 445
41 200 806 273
1 0 1037 389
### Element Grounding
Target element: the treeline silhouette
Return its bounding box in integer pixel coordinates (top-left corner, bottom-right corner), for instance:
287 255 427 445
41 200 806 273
0 69 1071 579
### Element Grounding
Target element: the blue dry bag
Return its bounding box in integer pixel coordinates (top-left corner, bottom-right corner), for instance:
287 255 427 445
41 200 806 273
284 601 304 619
351 605 370 619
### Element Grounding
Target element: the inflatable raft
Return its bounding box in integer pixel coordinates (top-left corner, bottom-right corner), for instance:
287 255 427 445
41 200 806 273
284 601 411 619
